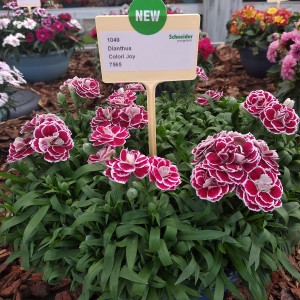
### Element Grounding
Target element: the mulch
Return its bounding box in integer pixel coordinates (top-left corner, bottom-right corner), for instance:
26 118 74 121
0 46 299 299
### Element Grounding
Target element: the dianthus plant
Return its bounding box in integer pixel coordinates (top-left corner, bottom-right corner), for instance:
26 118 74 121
1 75 300 300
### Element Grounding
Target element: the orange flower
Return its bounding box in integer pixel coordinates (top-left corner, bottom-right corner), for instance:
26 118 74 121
255 12 264 21
260 21 266 31
266 7 278 15
229 22 239 35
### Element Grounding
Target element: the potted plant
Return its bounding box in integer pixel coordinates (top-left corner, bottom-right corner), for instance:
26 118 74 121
0 1 83 82
225 5 293 77
1 73 300 299
266 13 300 114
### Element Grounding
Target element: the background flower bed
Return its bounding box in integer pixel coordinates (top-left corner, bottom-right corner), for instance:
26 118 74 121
0 47 299 299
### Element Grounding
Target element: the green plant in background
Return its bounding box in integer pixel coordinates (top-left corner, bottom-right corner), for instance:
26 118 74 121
0 76 300 300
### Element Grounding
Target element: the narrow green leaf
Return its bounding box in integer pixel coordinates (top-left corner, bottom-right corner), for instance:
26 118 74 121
126 236 138 270
101 243 116 289
158 239 173 266
175 255 197 285
120 266 147 284
83 260 103 290
23 205 50 244
149 227 160 253
178 230 227 241
213 275 225 300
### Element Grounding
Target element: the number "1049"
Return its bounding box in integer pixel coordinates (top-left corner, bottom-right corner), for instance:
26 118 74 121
107 37 120 42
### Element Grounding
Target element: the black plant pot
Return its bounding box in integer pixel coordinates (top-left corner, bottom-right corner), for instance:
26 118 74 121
238 47 274 78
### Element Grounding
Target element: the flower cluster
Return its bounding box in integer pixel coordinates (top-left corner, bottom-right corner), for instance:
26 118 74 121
7 113 74 163
0 61 25 110
0 1 82 57
191 131 282 212
85 82 181 190
226 5 293 48
267 24 300 81
242 89 299 134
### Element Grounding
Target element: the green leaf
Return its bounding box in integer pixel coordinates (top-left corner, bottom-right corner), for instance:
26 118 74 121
277 248 300 280
23 205 50 244
175 255 197 285
178 230 227 241
0 207 35 233
149 227 160 253
73 164 103 180
120 266 148 284
213 275 225 300
158 239 173 266
101 243 116 288
0 171 27 183
126 236 138 270
83 259 103 290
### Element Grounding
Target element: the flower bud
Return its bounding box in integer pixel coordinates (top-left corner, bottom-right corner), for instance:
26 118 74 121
127 188 138 201
283 98 295 109
239 102 246 111
132 181 144 191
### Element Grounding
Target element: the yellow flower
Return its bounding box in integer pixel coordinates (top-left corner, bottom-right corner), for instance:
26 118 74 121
242 6 256 19
255 12 264 21
266 7 278 15
273 15 285 24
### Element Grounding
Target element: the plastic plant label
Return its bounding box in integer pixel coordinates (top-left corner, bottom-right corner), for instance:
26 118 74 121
95 14 200 83
17 0 41 7
128 0 167 35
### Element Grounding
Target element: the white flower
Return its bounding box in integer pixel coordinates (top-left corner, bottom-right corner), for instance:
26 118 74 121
15 33 25 39
0 93 9 107
0 18 10 30
283 98 295 109
69 19 81 30
13 20 24 29
2 33 24 47
23 18 37 30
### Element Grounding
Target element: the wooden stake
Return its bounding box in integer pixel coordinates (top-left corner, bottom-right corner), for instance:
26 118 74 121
267 0 288 9
144 81 159 157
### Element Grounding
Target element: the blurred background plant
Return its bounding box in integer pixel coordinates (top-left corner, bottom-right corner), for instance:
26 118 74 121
266 13 300 114
0 61 26 120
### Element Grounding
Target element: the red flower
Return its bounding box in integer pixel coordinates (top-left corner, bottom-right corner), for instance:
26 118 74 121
25 32 35 43
35 28 54 42
236 167 282 212
30 120 74 163
7 137 34 163
191 163 235 201
260 102 300 135
89 27 97 39
104 149 150 183
58 13 72 22
198 37 215 60
196 90 223 106
243 90 277 117
149 156 181 190
87 145 115 165
107 89 137 107
51 21 65 32
64 77 100 98
90 125 130 147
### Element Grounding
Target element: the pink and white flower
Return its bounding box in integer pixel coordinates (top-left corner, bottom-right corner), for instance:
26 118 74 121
125 83 145 92
236 167 283 212
30 120 74 163
117 105 148 129
87 145 115 165
7 137 34 163
107 88 137 107
90 107 119 130
243 90 277 117
63 77 100 98
196 66 208 82
260 102 300 135
191 163 235 201
196 90 223 106
149 156 181 190
90 125 130 147
104 149 150 183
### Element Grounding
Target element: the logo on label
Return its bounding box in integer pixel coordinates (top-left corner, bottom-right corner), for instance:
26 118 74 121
128 0 167 35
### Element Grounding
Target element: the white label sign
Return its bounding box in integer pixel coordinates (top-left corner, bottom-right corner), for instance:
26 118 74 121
100 30 197 72
17 0 41 7
95 15 200 83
